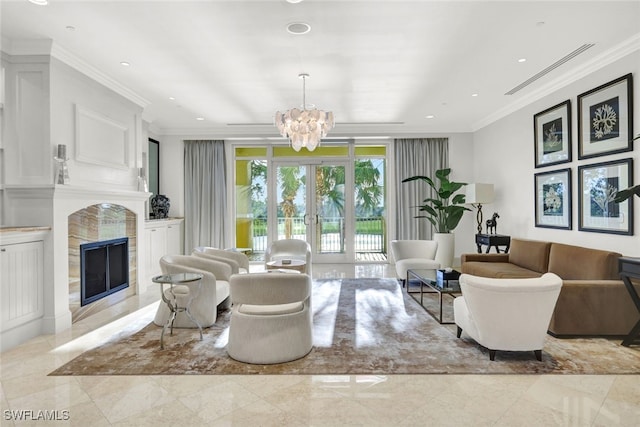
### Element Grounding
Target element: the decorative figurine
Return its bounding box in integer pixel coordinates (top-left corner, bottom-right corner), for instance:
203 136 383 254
486 212 500 235
54 144 70 185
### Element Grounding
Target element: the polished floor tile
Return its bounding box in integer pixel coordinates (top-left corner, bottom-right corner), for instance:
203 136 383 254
1 262 639 426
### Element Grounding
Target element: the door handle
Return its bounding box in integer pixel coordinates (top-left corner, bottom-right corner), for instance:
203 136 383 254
315 214 319 224
303 214 309 225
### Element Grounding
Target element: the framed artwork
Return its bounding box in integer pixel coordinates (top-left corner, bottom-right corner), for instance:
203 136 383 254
578 73 634 159
578 158 634 235
534 100 572 168
535 168 572 229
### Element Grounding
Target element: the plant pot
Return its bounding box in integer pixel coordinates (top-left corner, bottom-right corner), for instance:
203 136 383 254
434 232 455 269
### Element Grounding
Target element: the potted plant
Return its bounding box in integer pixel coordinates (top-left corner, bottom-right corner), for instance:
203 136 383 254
613 134 640 203
402 168 470 267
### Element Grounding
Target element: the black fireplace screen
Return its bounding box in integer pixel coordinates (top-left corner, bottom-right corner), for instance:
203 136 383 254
80 237 129 306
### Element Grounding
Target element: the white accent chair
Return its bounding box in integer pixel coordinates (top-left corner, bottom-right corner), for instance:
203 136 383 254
193 246 250 274
453 272 563 361
227 272 313 364
153 255 231 328
265 239 312 276
390 240 440 285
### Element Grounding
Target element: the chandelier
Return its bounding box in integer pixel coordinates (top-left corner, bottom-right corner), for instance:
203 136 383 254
275 73 334 152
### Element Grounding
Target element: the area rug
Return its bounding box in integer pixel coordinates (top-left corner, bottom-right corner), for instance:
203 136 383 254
49 278 640 376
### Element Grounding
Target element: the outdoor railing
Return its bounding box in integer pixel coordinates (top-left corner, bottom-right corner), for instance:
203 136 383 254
248 216 385 253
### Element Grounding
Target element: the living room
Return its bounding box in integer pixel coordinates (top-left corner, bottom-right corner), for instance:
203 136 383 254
1 1 640 425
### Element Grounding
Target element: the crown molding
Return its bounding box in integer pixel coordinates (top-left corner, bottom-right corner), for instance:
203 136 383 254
49 43 151 108
472 33 640 132
1 37 150 108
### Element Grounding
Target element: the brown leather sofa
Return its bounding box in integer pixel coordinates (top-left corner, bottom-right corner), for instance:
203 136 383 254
461 238 640 337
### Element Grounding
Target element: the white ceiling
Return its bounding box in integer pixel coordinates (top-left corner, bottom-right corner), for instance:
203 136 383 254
1 0 640 137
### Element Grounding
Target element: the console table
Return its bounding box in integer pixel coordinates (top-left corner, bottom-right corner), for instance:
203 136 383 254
618 257 640 347
476 234 511 254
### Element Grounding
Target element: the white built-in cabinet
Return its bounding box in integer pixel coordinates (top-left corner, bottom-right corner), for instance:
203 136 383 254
143 218 184 283
0 228 48 351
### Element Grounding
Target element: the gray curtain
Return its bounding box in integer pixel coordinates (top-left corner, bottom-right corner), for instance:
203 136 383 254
394 138 448 240
184 140 226 253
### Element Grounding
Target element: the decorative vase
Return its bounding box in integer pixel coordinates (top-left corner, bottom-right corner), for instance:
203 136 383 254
433 232 455 269
150 194 170 219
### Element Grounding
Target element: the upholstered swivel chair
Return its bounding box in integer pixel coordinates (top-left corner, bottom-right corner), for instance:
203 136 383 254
265 239 312 276
227 272 313 364
453 272 562 361
153 254 232 328
390 240 440 285
192 246 250 274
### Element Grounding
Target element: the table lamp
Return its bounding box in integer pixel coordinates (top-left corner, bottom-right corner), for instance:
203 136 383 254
466 183 494 234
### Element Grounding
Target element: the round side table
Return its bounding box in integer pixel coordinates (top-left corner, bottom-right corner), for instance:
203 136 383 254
152 272 204 349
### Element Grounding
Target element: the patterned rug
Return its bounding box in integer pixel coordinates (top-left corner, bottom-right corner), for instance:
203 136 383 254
49 278 640 375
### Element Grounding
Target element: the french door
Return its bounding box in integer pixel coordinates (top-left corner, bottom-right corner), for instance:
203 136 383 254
271 160 353 263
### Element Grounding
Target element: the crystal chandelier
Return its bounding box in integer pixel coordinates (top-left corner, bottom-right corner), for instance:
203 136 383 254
275 73 334 152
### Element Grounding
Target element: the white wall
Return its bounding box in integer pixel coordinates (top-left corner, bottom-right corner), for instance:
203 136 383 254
472 50 640 256
50 58 143 190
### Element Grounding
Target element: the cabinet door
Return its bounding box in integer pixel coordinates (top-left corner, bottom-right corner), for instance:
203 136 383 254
147 226 167 278
166 223 182 255
1 241 44 331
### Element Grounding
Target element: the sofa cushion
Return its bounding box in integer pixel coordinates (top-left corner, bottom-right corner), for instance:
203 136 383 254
548 243 621 280
508 239 551 274
462 262 542 278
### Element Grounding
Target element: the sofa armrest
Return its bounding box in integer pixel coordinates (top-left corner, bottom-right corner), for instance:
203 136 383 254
461 253 510 263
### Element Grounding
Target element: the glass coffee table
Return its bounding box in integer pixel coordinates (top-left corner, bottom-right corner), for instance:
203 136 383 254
406 268 461 324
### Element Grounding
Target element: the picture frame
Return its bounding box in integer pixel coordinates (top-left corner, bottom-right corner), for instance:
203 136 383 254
534 100 572 168
534 168 572 229
578 158 634 235
578 73 633 160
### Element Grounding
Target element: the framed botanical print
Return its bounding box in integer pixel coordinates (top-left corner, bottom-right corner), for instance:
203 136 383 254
578 73 633 159
535 168 571 229
534 100 572 168
578 158 634 235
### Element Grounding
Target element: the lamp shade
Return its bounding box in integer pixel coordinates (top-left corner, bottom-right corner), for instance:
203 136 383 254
466 183 494 204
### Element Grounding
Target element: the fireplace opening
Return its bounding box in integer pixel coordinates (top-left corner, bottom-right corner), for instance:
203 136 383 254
80 237 129 306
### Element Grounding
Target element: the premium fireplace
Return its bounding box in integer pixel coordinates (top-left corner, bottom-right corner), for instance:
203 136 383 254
80 237 130 306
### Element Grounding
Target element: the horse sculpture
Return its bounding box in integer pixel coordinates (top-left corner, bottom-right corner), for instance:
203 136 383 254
486 212 500 235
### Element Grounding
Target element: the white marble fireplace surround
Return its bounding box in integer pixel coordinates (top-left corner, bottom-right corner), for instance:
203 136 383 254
4 185 150 337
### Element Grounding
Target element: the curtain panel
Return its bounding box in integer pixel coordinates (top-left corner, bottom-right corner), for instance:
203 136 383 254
394 138 448 240
184 140 227 253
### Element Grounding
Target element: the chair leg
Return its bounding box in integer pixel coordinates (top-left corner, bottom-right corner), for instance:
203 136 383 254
534 350 542 361
456 326 462 338
489 349 496 361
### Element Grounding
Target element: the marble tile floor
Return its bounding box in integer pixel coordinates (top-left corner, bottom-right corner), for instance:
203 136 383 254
1 263 639 426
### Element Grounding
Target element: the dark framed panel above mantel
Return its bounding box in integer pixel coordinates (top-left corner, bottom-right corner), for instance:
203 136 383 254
148 138 159 197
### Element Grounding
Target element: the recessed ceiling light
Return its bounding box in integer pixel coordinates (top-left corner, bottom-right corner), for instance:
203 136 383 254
425 115 435 119
286 0 304 3
168 96 175 101
65 26 76 32
28 0 48 5
120 61 130 67
287 22 311 35
471 93 479 97
518 58 527 63
196 117 205 121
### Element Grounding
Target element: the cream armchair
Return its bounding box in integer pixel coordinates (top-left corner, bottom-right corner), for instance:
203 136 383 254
265 239 312 275
153 254 232 328
227 272 313 364
193 246 250 274
390 240 440 285
453 272 562 361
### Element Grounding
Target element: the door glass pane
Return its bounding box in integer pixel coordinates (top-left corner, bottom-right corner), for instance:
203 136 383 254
354 158 386 261
276 165 307 240
315 165 346 254
235 159 267 258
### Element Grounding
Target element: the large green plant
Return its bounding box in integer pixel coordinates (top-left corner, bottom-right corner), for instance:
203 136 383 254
613 134 640 203
402 168 470 233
